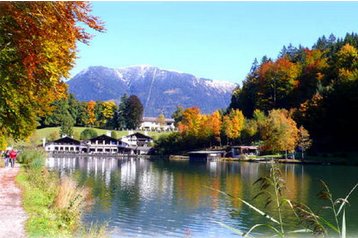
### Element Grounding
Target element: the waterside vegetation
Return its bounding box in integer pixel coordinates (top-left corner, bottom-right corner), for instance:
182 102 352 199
213 165 358 238
16 148 107 237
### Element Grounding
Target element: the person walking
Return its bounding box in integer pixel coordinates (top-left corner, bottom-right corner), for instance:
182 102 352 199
3 150 10 167
9 149 17 168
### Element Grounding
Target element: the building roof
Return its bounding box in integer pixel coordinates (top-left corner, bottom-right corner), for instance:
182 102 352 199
88 134 118 143
124 132 153 140
51 136 81 145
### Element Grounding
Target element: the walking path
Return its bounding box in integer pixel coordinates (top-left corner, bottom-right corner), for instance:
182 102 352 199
0 164 27 238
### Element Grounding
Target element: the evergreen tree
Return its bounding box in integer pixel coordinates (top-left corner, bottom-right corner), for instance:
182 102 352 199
124 95 143 130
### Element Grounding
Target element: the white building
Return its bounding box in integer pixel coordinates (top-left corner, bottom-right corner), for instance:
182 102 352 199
139 117 175 131
44 136 83 153
85 134 119 153
120 132 153 147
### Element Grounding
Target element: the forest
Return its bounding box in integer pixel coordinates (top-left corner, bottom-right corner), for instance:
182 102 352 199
155 33 358 156
229 33 358 152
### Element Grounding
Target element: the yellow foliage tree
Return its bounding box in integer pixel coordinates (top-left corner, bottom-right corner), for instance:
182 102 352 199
261 109 299 155
222 109 245 143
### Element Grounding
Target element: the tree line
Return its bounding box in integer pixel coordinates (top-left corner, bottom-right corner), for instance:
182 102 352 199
155 106 310 157
39 94 144 137
229 33 358 152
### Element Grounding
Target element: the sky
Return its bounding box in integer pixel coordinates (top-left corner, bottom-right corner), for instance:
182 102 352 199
71 2 358 84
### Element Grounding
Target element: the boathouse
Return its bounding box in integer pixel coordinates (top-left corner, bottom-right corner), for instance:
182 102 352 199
188 151 225 162
230 146 259 157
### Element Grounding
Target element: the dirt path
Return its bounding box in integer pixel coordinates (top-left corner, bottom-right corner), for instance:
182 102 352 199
0 164 27 238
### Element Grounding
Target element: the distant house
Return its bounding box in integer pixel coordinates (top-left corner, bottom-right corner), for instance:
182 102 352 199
139 117 175 131
85 134 120 153
44 136 82 153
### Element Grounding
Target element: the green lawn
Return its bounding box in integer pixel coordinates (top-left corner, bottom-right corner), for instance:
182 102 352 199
35 127 169 143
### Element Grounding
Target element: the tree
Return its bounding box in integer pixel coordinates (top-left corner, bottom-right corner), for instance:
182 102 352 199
124 95 143 130
0 2 104 141
80 128 98 140
111 131 119 139
60 114 74 137
261 109 299 157
222 109 245 144
156 113 166 129
171 105 184 127
117 94 129 130
85 101 96 127
177 107 202 137
297 126 312 160
99 100 117 128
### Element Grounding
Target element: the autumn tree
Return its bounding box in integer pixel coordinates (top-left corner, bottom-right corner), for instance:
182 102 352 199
100 100 117 128
261 109 299 157
200 111 222 146
85 101 97 127
0 2 104 142
222 109 245 144
177 107 202 137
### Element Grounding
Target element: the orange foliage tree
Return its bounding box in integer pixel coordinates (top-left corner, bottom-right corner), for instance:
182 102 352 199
0 2 104 140
85 101 97 127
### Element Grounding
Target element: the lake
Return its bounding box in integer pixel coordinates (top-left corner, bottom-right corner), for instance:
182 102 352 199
47 156 358 237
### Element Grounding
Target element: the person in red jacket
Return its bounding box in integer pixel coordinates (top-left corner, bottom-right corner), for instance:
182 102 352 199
9 149 17 168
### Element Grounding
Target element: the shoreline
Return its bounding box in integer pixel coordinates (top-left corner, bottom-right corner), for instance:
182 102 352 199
167 154 358 166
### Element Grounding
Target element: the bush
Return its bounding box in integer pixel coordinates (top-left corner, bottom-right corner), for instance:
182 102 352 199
18 148 46 169
111 131 118 139
80 129 98 140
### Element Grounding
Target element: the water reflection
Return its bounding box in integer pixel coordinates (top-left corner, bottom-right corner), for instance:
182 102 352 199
47 157 358 237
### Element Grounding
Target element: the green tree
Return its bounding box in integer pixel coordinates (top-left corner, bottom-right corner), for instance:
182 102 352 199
111 131 119 139
124 95 143 130
171 105 184 127
116 94 129 129
80 128 98 140
60 114 74 137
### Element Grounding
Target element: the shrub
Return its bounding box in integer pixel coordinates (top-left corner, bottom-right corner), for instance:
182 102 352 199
80 129 98 140
54 177 90 231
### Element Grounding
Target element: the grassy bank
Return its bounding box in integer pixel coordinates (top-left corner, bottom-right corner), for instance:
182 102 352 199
16 148 106 237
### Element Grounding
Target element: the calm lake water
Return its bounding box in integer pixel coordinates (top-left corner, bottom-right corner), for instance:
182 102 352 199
47 156 358 237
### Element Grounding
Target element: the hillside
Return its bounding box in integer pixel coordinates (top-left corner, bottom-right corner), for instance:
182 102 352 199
67 65 236 117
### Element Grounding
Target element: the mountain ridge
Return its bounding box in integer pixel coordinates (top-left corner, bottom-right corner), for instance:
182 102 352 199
67 65 236 117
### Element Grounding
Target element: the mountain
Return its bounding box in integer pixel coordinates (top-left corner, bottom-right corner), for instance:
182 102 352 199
67 65 236 117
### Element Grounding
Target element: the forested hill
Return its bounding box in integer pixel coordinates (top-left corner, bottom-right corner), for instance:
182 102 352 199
229 33 358 151
67 65 236 117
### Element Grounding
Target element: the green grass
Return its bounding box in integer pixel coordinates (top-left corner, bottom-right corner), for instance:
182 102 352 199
35 127 169 143
16 170 69 237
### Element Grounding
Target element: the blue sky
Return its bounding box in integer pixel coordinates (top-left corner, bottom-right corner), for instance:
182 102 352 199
72 2 358 84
